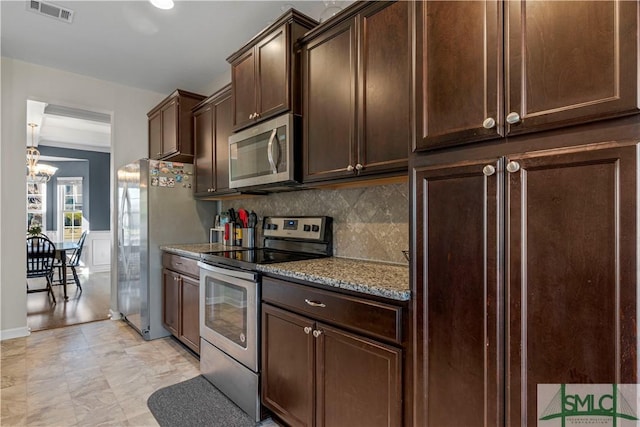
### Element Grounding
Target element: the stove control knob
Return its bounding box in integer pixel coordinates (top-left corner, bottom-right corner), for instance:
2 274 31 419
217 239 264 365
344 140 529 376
311 225 320 232
304 224 311 232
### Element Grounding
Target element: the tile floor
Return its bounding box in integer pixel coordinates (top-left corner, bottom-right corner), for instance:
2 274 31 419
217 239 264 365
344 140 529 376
1 319 202 426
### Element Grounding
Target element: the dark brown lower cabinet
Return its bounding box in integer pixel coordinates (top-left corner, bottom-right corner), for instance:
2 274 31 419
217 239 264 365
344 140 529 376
180 275 200 352
162 253 200 354
262 303 402 427
162 269 181 336
413 142 638 426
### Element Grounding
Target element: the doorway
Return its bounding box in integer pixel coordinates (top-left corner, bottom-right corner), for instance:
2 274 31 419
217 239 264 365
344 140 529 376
25 99 112 331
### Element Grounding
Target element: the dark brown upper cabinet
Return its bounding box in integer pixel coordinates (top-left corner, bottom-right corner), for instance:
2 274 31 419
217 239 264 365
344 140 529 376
148 89 205 163
302 1 410 184
414 0 639 152
192 85 236 198
227 9 318 132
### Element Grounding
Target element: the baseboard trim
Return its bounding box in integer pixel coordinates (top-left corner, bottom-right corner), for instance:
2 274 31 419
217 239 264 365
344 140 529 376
109 309 122 320
0 326 31 341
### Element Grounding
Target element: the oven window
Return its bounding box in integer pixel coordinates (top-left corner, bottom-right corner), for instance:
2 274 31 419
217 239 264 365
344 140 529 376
204 278 248 348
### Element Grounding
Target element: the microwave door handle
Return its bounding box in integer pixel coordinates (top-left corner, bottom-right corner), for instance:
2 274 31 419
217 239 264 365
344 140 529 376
267 128 278 174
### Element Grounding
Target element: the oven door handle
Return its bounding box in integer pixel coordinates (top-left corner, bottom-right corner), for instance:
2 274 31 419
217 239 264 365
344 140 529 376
267 128 278 174
197 261 257 282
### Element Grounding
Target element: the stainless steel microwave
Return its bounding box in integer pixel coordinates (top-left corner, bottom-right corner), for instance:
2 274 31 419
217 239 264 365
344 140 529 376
229 113 299 190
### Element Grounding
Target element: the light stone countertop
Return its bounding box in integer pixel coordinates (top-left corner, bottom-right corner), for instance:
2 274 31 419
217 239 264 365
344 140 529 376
159 244 410 301
159 243 240 260
257 258 410 301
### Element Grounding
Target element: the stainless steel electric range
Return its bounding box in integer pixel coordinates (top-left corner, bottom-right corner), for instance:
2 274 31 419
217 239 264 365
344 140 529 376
197 216 333 422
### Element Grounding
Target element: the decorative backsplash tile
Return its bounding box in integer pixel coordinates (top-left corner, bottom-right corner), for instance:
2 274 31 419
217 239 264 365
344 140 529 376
222 183 409 265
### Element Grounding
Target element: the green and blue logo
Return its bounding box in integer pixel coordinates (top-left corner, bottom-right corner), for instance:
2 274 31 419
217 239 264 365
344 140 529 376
538 384 639 426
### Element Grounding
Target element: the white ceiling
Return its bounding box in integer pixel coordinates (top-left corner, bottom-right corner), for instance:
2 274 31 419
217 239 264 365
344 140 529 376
4 0 352 153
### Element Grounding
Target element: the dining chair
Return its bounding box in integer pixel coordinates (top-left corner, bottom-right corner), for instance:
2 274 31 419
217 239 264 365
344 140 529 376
26 235 57 303
56 231 87 291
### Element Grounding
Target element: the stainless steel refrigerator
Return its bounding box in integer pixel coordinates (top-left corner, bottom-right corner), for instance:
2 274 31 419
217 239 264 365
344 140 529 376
117 159 213 340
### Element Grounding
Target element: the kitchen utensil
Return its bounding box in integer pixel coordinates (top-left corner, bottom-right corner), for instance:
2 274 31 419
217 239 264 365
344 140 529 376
228 208 236 224
248 211 258 228
238 209 249 228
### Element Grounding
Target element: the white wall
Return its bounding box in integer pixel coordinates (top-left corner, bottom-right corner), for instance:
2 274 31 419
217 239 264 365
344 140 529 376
0 58 165 339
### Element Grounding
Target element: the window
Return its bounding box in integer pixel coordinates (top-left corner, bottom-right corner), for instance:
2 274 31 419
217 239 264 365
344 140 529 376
57 178 83 242
27 182 46 232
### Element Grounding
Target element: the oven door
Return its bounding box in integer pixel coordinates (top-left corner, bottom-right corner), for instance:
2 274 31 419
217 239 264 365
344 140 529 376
198 261 259 372
228 113 295 189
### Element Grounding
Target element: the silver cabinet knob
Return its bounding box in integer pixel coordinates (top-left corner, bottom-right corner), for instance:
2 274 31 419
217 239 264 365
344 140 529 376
506 161 520 173
312 329 322 338
482 117 496 129
303 326 312 335
346 165 354 172
249 113 253 120
506 112 521 124
355 163 363 171
482 165 496 176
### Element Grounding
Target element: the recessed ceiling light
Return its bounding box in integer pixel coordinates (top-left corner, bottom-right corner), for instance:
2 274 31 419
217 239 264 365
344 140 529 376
149 0 174 10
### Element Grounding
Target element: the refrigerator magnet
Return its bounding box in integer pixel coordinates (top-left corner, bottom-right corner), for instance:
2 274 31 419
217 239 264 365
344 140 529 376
159 177 168 187
151 177 159 186
175 175 183 183
167 178 175 188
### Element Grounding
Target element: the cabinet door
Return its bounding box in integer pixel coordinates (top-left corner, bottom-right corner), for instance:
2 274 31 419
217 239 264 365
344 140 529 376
358 1 410 175
316 323 402 427
303 18 357 183
161 98 178 156
215 92 233 193
193 104 214 195
162 269 180 335
262 304 315 427
256 25 288 121
414 1 501 151
232 49 257 130
149 109 163 159
413 159 502 427
180 275 200 354
506 145 638 426
506 0 639 135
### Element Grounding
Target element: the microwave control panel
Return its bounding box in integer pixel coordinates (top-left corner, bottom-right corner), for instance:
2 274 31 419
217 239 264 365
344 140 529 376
263 216 328 241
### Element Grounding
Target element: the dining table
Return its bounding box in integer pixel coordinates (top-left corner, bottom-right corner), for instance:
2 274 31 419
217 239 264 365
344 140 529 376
52 241 79 301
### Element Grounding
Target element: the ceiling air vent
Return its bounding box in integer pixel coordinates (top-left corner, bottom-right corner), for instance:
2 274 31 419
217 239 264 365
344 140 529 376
27 0 74 24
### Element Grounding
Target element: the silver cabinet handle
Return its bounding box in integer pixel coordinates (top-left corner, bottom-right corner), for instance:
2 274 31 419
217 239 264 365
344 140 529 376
506 161 521 173
355 163 363 171
346 165 354 172
312 330 322 338
266 128 278 174
303 326 312 335
506 112 521 124
305 299 326 308
482 117 496 129
482 165 496 176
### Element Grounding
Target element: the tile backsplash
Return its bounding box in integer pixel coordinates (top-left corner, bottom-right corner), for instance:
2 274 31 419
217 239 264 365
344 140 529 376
222 183 409 265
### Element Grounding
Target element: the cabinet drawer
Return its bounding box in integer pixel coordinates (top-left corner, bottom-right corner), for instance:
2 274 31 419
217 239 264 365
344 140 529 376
162 252 199 278
262 277 402 344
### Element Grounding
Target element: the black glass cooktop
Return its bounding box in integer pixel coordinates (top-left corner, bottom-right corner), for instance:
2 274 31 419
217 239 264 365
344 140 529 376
200 248 325 271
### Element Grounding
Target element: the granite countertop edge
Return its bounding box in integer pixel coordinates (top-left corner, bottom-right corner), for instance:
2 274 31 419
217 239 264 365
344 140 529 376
257 259 410 302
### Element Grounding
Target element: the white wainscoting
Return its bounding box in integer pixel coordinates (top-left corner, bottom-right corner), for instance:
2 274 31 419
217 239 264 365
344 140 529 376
85 231 111 272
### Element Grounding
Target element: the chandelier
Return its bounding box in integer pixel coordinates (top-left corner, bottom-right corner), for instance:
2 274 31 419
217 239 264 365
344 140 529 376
26 123 57 183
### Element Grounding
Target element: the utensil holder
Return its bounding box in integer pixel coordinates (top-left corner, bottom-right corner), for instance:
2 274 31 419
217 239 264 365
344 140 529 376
241 228 256 248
